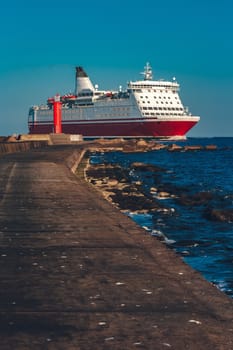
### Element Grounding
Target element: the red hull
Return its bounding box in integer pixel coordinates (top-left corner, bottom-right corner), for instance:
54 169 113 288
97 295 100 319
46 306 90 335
29 119 197 138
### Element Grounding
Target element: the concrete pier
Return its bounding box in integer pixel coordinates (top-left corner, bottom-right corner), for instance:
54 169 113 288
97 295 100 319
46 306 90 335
0 145 233 349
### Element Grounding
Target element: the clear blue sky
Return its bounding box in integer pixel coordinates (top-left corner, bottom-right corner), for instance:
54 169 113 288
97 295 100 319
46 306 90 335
1 0 232 137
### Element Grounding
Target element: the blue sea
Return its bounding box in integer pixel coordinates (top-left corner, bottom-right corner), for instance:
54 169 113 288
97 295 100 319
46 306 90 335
90 138 233 298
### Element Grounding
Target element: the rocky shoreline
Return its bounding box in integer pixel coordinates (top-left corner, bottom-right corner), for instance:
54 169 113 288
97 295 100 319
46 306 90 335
87 138 224 153
85 139 233 225
85 161 167 214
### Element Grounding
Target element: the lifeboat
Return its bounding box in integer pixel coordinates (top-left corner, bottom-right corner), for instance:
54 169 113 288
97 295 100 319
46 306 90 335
61 94 77 102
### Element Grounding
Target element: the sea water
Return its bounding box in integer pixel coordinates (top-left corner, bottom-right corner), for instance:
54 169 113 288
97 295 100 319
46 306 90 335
90 138 233 298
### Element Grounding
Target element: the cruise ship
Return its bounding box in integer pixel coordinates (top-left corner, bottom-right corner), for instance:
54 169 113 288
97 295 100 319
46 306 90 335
28 63 200 139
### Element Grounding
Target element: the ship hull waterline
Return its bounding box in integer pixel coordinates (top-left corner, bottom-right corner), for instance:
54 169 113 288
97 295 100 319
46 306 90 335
29 119 198 139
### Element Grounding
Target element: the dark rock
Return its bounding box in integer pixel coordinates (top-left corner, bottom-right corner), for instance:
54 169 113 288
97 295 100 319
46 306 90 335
204 208 233 222
184 145 204 151
109 188 162 212
156 183 190 196
178 192 214 206
86 164 128 182
131 162 166 172
205 145 218 150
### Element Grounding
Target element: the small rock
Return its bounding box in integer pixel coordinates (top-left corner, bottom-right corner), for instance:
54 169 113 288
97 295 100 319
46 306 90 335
168 144 183 151
105 337 114 341
188 319 202 325
205 144 217 150
204 208 233 222
107 179 119 186
157 191 170 198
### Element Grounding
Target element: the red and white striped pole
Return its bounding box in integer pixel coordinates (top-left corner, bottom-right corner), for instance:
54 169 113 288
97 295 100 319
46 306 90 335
53 94 62 133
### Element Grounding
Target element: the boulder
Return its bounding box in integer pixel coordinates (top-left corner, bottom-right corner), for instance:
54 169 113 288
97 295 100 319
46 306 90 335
152 143 168 150
204 208 233 222
131 162 166 172
184 145 203 151
150 187 157 194
136 139 148 147
107 179 119 187
178 191 214 206
205 145 217 150
157 191 171 198
168 144 183 151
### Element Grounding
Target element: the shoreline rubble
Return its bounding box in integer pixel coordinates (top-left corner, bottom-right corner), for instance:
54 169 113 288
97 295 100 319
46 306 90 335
84 139 233 223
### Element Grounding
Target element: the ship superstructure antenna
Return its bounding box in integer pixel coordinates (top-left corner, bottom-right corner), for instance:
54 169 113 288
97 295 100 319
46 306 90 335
141 62 153 80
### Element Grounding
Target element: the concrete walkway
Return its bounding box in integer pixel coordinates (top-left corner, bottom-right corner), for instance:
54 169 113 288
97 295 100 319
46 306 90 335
0 145 232 349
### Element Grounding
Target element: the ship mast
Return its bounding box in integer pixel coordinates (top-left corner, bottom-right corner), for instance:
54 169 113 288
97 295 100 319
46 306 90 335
142 62 153 81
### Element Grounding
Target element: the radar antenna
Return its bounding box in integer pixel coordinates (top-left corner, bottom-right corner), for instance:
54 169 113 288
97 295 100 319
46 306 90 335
141 62 153 80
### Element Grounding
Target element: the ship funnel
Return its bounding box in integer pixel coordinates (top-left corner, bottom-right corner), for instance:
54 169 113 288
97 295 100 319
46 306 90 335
75 66 94 95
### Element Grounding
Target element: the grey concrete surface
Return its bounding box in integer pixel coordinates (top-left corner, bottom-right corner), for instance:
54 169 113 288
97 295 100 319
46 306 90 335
0 145 232 349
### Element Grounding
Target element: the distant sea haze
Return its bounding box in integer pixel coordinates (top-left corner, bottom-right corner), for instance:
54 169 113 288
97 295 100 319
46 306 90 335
90 137 233 298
